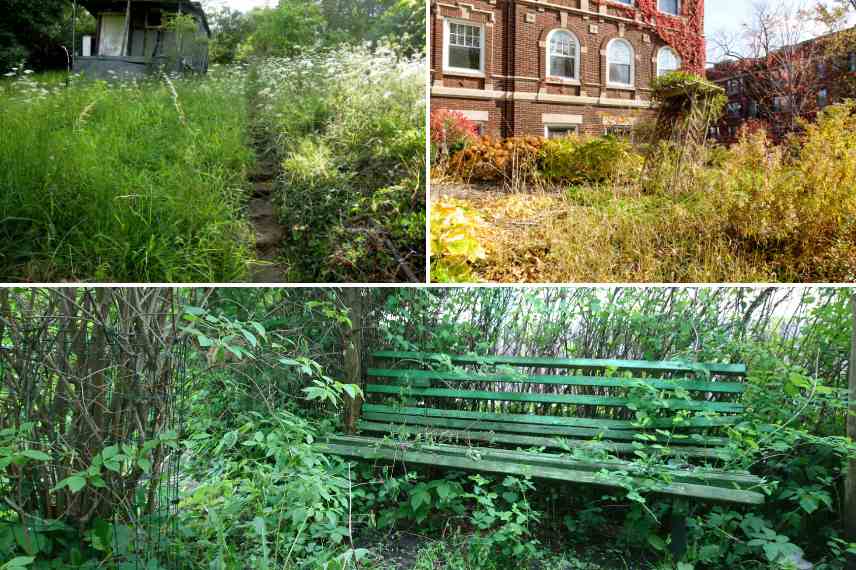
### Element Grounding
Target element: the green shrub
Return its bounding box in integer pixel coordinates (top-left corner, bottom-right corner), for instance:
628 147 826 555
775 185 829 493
539 135 643 185
251 45 426 281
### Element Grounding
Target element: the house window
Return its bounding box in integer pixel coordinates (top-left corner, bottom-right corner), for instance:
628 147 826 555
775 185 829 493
606 125 632 138
816 61 827 79
748 100 758 118
772 96 790 112
614 0 633 4
607 38 634 87
817 88 829 108
726 79 741 95
444 20 484 74
849 52 856 72
545 125 579 138
727 101 742 117
657 47 681 77
658 0 680 15
146 9 163 28
547 30 580 80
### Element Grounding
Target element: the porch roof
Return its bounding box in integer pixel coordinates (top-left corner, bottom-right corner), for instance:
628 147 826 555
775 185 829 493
77 0 210 36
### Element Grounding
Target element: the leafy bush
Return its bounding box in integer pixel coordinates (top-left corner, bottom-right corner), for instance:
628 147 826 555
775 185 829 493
251 45 426 281
430 108 478 157
430 199 486 282
540 135 643 185
448 136 544 183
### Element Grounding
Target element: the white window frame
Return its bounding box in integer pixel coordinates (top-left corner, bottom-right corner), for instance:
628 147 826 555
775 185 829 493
544 124 580 138
658 0 680 15
606 38 635 88
443 18 486 77
656 46 681 77
546 29 581 81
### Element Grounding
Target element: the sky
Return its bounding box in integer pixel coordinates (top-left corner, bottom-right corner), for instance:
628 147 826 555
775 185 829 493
705 0 853 62
206 0 276 11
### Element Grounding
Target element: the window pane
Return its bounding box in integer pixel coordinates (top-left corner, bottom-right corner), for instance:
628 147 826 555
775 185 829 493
449 45 481 70
659 0 679 14
547 126 577 138
609 40 631 65
610 63 631 84
550 55 575 78
657 48 680 76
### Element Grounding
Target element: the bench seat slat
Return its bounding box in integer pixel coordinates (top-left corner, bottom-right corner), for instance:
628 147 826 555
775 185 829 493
362 404 739 430
368 368 747 394
329 435 761 487
372 351 747 376
366 384 744 414
356 421 731 459
362 412 730 446
318 439 764 505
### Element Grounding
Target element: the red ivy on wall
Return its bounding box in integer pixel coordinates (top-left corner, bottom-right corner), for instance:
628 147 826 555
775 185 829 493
605 0 706 75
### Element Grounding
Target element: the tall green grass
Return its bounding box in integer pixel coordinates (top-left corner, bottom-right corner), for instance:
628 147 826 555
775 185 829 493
0 68 253 282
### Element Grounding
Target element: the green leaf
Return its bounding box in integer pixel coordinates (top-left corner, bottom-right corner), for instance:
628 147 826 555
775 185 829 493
3 556 35 569
55 475 87 493
184 306 206 316
410 488 431 511
137 458 152 473
19 450 50 461
240 329 258 348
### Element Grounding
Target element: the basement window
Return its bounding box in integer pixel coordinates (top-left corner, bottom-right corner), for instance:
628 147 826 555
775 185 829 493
606 125 632 139
444 20 484 75
545 125 579 138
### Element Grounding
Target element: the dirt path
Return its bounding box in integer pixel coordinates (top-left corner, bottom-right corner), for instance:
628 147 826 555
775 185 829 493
246 158 289 282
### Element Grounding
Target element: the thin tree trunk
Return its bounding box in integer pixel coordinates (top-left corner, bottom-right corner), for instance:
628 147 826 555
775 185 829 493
341 289 364 434
847 292 856 570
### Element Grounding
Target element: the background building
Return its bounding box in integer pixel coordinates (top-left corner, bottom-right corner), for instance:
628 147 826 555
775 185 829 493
429 0 705 138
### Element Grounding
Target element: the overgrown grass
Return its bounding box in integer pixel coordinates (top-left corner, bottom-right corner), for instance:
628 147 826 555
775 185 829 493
431 101 856 283
0 68 254 281
249 45 426 282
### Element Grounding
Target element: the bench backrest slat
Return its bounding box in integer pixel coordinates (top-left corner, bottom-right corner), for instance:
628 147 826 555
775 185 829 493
365 384 744 413
363 351 748 453
373 351 747 376
369 367 747 393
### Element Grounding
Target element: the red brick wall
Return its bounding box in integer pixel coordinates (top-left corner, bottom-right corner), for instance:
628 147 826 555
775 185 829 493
430 0 703 137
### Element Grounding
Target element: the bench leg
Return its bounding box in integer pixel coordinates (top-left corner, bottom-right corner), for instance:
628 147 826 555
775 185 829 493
670 497 689 560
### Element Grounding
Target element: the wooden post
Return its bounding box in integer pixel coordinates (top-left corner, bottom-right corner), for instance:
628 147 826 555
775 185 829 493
121 0 132 56
670 497 689 561
341 289 364 434
847 292 855 570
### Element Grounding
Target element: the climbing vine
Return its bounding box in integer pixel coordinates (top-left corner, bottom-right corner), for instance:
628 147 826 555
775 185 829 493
606 0 706 75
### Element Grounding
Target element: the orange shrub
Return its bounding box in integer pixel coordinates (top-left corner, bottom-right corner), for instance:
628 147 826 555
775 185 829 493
448 136 544 182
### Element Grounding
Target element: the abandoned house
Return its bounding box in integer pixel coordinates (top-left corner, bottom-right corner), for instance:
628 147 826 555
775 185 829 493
429 0 705 138
73 0 211 78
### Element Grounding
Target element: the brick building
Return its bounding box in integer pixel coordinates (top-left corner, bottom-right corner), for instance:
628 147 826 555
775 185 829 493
429 0 705 138
707 30 856 143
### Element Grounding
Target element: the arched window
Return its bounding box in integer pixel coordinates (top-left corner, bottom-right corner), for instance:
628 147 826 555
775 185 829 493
547 29 580 80
607 38 634 86
657 47 681 77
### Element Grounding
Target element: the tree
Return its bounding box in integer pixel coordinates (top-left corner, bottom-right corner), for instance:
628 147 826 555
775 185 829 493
813 0 856 100
712 1 825 137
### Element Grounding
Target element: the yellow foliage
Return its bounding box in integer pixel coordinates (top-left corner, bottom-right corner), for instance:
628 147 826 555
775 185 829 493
430 199 487 283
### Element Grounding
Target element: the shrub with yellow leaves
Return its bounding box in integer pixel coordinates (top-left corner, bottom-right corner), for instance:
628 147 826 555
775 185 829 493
430 200 487 282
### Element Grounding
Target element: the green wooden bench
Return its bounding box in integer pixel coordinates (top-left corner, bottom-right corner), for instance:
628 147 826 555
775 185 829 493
318 351 766 558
